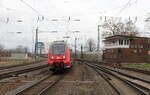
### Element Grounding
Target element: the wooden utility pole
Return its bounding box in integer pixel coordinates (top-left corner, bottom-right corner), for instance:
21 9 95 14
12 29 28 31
75 38 77 57
81 44 83 58
97 25 100 51
34 27 38 60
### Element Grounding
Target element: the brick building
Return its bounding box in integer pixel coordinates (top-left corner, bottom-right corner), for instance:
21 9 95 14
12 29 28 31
0 50 11 57
103 35 150 63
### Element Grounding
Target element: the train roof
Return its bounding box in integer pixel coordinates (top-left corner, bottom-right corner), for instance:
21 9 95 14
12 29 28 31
51 40 67 45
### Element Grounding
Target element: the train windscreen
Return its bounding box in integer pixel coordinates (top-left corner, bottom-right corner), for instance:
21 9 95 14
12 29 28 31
51 44 66 55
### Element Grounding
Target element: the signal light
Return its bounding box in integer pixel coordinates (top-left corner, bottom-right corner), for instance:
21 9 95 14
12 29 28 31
51 56 54 59
63 56 66 59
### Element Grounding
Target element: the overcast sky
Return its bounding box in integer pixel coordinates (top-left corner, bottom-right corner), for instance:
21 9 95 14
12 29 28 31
0 0 150 51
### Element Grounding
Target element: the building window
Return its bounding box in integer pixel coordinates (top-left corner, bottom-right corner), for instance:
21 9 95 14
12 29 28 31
133 49 137 53
133 49 142 53
148 40 150 43
135 45 138 48
124 40 127 45
124 40 129 45
119 40 123 45
131 45 134 48
148 44 150 49
141 45 143 48
138 45 143 48
121 40 123 45
127 40 129 45
139 49 142 53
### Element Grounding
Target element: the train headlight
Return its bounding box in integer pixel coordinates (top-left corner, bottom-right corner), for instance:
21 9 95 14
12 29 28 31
63 56 66 59
51 56 54 59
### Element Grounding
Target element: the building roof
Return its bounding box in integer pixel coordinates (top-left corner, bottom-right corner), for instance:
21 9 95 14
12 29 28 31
104 35 149 41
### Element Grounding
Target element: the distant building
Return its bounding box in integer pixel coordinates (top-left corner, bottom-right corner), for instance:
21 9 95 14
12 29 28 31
0 50 11 57
10 53 29 59
103 35 150 63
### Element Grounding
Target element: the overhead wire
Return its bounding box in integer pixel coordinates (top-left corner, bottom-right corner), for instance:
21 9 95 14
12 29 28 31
104 0 138 23
117 0 138 15
20 0 62 31
118 0 132 14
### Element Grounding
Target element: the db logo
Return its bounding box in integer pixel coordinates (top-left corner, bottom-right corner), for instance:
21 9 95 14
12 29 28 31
57 57 60 59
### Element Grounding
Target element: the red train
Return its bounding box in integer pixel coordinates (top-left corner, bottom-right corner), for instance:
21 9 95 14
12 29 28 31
48 41 72 72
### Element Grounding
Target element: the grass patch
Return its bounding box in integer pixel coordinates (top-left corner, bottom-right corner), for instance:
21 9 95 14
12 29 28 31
0 57 46 67
122 63 150 71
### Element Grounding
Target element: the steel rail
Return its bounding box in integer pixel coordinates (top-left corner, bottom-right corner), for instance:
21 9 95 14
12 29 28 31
95 64 150 84
37 74 65 95
0 63 32 70
122 67 150 75
76 59 150 75
0 64 48 80
88 64 123 95
5 73 53 95
85 63 150 95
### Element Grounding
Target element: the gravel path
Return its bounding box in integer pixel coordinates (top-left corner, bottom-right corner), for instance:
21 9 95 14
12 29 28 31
46 62 118 95
0 67 49 95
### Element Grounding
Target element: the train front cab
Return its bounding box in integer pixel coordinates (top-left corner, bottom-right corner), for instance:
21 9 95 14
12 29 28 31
48 47 71 71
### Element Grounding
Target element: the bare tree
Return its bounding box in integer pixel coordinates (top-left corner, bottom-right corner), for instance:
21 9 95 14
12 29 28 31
0 44 4 51
102 17 139 37
86 38 96 52
0 44 8 58
24 47 29 53
14 45 29 53
124 20 138 36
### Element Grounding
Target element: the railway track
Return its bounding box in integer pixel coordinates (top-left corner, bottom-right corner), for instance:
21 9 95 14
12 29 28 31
89 65 122 95
0 67 49 95
122 67 150 75
0 62 48 80
85 63 150 95
100 62 150 75
0 63 31 70
76 59 150 75
4 73 52 95
37 74 65 95
96 64 150 84
4 72 65 95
